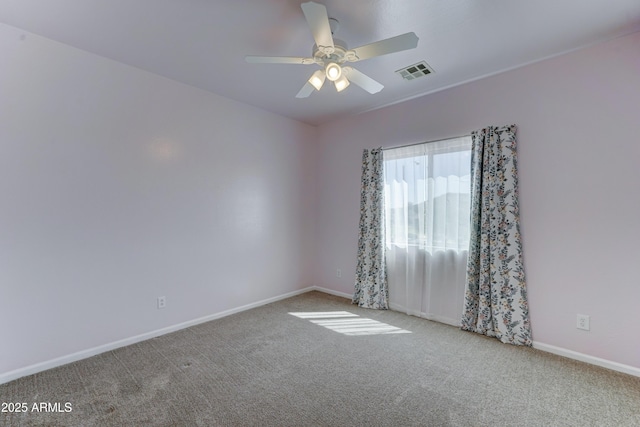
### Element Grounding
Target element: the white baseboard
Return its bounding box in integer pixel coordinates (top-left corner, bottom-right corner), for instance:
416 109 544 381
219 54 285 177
387 301 640 378
0 287 315 385
532 341 640 378
311 285 353 300
4 287 638 384
291 288 640 378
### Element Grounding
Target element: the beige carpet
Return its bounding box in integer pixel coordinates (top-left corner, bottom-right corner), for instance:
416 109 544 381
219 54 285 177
1 291 639 426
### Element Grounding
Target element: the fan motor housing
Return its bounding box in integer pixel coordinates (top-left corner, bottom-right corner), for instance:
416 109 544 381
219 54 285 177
313 39 349 65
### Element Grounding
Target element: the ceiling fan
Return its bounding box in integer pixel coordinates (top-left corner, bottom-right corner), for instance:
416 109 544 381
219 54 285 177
245 1 419 98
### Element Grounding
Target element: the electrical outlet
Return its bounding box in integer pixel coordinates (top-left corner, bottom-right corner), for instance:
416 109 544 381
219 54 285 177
577 314 590 331
336 269 341 278
157 296 166 309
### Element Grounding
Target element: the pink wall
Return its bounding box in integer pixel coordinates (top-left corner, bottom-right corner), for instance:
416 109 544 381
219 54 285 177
2 19 639 381
0 24 316 378
314 32 640 368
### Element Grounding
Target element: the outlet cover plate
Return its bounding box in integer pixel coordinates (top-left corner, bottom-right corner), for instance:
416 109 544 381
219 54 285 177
577 314 590 331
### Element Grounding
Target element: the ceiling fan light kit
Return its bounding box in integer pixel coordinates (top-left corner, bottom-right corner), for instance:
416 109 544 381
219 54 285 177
245 1 419 98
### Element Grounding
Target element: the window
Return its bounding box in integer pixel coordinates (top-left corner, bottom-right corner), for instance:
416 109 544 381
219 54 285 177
383 136 472 253
383 136 472 325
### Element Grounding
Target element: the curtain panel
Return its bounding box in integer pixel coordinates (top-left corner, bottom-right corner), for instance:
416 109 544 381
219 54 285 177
353 148 389 309
461 125 532 346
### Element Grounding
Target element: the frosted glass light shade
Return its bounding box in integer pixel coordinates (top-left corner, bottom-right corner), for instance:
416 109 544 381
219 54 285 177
308 70 326 91
334 75 350 92
325 62 342 81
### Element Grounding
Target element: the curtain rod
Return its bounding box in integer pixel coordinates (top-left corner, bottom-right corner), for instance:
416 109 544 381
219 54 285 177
383 133 471 151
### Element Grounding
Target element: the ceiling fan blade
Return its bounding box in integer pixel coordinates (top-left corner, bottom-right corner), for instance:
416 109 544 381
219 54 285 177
245 56 315 64
343 67 384 94
296 81 315 98
301 1 334 54
347 32 419 62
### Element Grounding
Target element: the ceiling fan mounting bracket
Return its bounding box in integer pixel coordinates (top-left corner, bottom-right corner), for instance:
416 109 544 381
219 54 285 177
328 18 339 35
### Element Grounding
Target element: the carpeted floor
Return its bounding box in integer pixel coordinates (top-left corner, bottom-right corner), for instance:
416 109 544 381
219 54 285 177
1 291 639 426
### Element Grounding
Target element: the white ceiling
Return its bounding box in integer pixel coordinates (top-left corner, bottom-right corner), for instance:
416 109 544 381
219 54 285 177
2 0 640 125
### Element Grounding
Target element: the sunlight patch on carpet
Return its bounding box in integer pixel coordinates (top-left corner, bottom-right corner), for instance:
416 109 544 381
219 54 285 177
289 311 411 336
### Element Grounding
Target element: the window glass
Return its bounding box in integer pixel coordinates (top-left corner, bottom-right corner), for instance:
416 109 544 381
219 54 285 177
383 136 472 252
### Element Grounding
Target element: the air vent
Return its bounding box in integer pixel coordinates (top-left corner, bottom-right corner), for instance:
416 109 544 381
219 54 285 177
396 61 434 81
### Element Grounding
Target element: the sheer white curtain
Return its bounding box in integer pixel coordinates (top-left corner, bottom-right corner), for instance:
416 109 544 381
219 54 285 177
384 136 472 326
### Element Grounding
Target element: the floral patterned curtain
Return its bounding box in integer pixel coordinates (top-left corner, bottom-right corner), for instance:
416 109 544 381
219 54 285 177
461 125 532 346
353 148 388 309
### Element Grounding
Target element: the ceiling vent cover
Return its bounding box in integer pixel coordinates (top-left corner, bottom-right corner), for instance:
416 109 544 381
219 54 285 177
396 61 434 81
